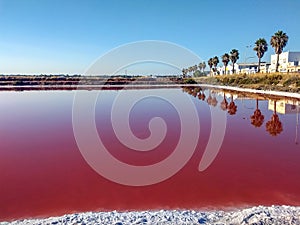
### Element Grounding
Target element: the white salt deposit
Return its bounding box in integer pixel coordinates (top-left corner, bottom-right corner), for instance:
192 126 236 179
1 206 300 225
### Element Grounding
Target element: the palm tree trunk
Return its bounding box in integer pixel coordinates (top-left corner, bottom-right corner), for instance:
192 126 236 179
224 66 227 75
258 57 261 73
276 53 280 72
232 63 235 74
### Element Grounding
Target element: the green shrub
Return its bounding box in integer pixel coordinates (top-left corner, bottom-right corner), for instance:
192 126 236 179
183 78 197 84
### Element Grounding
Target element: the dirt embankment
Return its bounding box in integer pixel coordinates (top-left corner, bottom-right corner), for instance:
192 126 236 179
0 75 184 86
194 73 300 93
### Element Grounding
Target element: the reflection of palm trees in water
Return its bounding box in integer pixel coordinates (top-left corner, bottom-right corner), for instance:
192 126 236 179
206 91 212 105
250 99 264 128
189 87 197 97
182 87 196 96
211 92 218 107
182 86 206 101
266 100 283 136
227 94 237 115
198 91 205 101
220 93 228 111
205 91 218 107
182 87 290 138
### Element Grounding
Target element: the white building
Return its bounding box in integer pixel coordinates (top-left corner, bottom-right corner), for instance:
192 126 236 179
217 62 270 75
270 51 300 73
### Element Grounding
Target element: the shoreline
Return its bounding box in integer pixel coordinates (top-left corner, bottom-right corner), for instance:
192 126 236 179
1 73 299 94
198 83 300 99
2 205 300 225
194 73 300 94
1 83 300 100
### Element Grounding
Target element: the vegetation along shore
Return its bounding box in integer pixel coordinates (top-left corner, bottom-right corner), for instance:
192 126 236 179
0 73 299 94
194 73 300 93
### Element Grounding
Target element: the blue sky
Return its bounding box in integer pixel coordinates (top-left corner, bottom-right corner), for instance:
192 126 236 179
0 0 299 74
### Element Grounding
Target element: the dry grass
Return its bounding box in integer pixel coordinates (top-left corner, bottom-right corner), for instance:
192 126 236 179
194 73 300 93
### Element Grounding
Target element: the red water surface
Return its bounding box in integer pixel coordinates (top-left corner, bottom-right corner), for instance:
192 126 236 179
0 88 300 221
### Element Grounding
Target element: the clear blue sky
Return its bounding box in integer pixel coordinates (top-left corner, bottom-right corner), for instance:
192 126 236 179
0 0 299 74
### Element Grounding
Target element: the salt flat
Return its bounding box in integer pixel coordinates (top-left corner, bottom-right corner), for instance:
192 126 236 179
1 206 300 225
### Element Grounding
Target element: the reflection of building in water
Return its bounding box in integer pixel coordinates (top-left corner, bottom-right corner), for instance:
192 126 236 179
213 91 238 100
268 100 299 141
268 100 300 114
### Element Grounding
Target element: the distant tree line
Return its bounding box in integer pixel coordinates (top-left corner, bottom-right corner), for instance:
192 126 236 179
182 62 207 78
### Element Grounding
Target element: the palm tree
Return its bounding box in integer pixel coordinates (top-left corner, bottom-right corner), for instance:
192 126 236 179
266 100 283 136
270 30 289 72
198 62 206 74
212 56 219 74
185 68 188 77
188 66 193 76
230 49 239 74
182 68 187 78
208 58 213 76
193 65 198 75
250 99 265 127
253 38 268 73
203 62 206 72
198 62 202 72
221 53 230 75
201 62 206 73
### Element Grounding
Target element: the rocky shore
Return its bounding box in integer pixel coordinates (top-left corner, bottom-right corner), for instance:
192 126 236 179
1 206 300 225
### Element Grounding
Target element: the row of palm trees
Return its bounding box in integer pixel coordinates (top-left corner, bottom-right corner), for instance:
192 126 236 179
182 62 206 77
254 30 288 72
209 49 240 75
182 30 289 76
183 49 240 77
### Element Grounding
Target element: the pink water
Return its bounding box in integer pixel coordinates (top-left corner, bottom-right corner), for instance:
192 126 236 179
0 87 300 221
